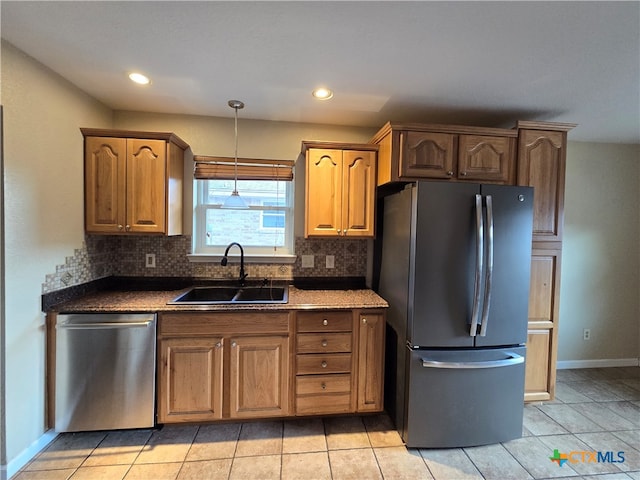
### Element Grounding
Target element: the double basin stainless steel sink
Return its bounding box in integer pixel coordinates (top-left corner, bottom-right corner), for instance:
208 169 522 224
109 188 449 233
168 284 288 305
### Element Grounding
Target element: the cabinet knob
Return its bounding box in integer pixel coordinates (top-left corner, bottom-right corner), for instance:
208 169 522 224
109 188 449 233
321 340 328 347
447 171 454 176
215 342 221 348
460 172 467 176
118 224 124 231
337 229 341 234
231 341 237 347
343 229 348 236
362 318 367 324
125 224 131 231
321 383 327 390
322 319 328 326
321 361 328 368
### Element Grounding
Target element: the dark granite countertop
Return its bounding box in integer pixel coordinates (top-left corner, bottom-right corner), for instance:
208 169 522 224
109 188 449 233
47 278 388 313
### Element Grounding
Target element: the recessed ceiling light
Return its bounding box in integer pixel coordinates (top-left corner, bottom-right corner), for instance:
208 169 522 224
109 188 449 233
128 72 150 85
312 87 333 100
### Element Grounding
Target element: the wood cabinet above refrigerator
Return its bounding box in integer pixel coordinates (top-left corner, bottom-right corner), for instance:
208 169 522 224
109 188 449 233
370 122 517 186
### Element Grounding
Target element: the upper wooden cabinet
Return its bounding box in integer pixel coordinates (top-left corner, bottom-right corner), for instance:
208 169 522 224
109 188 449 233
303 141 378 238
516 122 576 242
371 123 517 185
81 129 188 235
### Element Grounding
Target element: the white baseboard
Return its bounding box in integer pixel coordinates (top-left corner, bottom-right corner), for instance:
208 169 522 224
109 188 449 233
557 358 640 369
6 429 58 480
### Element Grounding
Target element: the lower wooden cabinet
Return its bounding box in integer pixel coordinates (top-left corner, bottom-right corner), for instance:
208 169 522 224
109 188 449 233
294 309 385 416
157 312 290 423
524 244 562 401
357 312 385 412
157 337 223 423
229 335 289 418
157 308 385 424
295 310 355 414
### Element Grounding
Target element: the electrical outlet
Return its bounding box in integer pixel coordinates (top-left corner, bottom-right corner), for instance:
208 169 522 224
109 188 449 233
326 255 335 269
145 253 156 268
301 254 314 268
583 328 591 340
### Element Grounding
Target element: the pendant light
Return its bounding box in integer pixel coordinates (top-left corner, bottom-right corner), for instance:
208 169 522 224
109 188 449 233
222 99 248 209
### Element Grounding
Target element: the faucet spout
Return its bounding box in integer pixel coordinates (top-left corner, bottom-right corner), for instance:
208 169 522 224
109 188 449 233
221 242 247 286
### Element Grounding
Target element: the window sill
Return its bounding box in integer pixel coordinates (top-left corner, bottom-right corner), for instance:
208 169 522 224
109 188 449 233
187 253 297 264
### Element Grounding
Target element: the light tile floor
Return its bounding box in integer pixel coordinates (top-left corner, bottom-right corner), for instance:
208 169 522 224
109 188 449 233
14 367 640 480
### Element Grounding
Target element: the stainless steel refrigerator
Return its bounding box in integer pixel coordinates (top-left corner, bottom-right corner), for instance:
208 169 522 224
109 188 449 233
376 181 533 448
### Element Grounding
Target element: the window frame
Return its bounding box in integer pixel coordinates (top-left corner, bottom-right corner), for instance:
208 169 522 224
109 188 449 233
189 178 296 263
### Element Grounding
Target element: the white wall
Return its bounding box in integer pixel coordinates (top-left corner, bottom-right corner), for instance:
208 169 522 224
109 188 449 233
1 40 112 467
559 141 640 363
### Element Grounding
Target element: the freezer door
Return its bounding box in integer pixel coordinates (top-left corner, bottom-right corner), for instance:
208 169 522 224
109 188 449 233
403 346 526 448
475 185 533 347
410 182 478 347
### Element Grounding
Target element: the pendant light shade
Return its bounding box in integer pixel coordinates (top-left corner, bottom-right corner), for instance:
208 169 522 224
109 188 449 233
222 100 248 209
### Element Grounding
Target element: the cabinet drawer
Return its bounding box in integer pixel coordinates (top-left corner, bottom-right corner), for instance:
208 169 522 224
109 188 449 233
296 374 351 395
296 354 352 374
296 393 352 415
297 311 352 333
296 333 352 354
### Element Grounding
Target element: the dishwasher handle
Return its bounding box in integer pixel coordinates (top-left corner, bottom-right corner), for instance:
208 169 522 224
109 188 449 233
57 319 155 330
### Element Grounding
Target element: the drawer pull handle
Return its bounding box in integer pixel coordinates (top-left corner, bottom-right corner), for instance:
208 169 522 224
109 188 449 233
322 319 328 326
321 340 328 347
321 383 327 390
321 361 328 368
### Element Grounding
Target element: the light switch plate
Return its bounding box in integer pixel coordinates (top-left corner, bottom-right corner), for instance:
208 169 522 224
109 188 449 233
301 254 314 268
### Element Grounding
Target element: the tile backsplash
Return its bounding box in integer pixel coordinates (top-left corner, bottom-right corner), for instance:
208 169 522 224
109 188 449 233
42 235 368 293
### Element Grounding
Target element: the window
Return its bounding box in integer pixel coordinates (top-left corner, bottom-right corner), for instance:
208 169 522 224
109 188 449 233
192 178 295 259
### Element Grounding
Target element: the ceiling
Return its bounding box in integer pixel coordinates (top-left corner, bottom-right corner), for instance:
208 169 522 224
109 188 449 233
2 1 639 143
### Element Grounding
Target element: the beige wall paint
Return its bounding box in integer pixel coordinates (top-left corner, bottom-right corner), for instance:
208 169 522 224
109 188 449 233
559 141 640 362
1 41 112 464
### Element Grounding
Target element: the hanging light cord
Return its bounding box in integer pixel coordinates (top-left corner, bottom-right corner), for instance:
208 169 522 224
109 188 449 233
233 104 239 195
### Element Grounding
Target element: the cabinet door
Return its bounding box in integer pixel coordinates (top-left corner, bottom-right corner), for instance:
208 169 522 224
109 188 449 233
525 245 561 401
458 135 515 184
84 137 127 233
400 131 455 179
158 337 224 423
126 139 167 233
305 149 343 237
229 336 289 418
357 313 385 412
517 130 566 241
342 150 376 237
525 329 552 400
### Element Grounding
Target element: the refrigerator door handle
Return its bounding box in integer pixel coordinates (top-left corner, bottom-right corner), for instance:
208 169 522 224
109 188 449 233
420 353 524 369
469 194 484 337
479 195 494 337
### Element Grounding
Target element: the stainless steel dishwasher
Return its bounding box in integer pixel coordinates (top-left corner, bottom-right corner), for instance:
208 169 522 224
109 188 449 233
55 313 156 432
